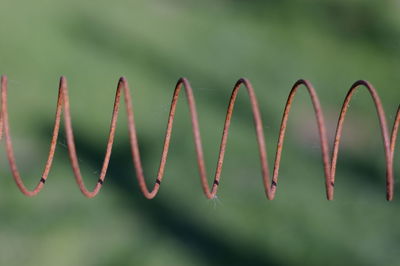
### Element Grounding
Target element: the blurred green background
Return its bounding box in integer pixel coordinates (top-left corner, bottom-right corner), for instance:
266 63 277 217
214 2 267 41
0 0 399 265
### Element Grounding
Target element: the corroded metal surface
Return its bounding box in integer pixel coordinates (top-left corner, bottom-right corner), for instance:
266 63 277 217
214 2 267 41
0 76 398 200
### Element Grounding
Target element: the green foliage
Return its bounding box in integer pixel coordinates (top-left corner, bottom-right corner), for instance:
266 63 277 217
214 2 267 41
0 0 399 265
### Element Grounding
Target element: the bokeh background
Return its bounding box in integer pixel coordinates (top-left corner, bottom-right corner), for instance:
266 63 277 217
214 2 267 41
0 0 399 265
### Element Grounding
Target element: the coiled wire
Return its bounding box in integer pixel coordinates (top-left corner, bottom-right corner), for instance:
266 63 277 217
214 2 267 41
0 76 399 200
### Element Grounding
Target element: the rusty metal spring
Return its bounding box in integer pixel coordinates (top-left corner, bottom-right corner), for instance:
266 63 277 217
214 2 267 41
0 75 399 200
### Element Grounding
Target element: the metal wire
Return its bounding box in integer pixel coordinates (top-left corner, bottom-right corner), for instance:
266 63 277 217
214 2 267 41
0 75 398 200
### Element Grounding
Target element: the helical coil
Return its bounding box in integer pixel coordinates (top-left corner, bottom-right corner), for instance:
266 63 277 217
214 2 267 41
0 75 399 200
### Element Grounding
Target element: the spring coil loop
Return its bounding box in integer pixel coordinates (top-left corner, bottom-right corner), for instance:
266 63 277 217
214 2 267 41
0 75 399 200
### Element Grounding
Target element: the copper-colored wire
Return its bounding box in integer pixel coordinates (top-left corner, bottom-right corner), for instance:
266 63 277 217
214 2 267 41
0 75 398 200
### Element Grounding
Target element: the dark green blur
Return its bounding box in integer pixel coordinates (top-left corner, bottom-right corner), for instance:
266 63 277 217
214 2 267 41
0 0 399 265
